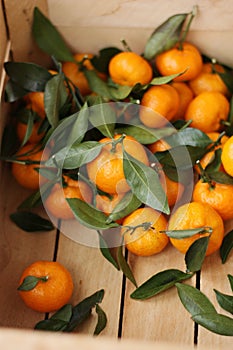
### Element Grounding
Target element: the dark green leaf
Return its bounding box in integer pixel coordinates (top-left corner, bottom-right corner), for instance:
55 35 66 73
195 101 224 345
20 111 34 146
65 289 105 332
10 211 54 232
158 145 206 169
117 244 137 287
166 128 212 148
209 171 233 185
4 79 29 102
46 141 103 169
164 227 212 239
218 70 233 94
94 304 107 335
51 304 73 322
109 84 132 100
228 275 233 292
32 7 74 62
88 99 116 138
205 149 222 173
131 269 192 300
144 13 188 60
185 236 210 273
35 319 69 331
91 47 121 74
123 151 169 214
4 62 51 91
214 289 233 314
67 104 89 146
0 124 18 157
97 231 119 270
220 230 233 263
44 74 68 128
17 275 47 291
67 198 119 230
192 313 233 336
176 283 217 316
84 70 112 99
115 124 175 145
106 192 141 224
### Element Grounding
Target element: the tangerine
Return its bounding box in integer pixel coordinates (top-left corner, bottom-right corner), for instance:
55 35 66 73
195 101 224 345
109 51 153 86
168 201 224 256
121 207 169 256
193 180 233 221
171 81 194 120
155 42 203 82
221 135 233 177
45 178 93 220
11 144 48 190
140 84 180 128
18 260 74 313
86 134 149 194
184 91 229 133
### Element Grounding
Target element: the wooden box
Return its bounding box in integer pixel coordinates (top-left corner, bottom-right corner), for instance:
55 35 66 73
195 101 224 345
0 1 232 349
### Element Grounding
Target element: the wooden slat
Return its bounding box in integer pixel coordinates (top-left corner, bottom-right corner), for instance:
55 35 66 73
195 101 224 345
3 0 51 65
121 245 195 345
0 165 57 328
0 0 8 83
198 220 233 348
56 222 123 337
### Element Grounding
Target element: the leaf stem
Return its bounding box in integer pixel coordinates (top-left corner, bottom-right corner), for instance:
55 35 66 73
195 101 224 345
121 39 132 52
196 160 216 190
122 221 152 236
179 5 197 49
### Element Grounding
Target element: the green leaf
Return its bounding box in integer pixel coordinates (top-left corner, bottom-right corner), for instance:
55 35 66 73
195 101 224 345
44 74 68 128
65 289 105 332
67 198 119 230
20 111 35 146
166 128 212 148
205 148 222 173
88 99 116 138
176 283 217 316
123 151 169 214
67 104 89 146
144 13 188 60
91 47 121 74
84 70 112 99
94 304 107 335
218 70 233 94
214 289 233 315
97 231 119 270
147 72 186 87
10 211 54 232
209 171 233 185
35 319 69 331
106 192 141 224
228 275 233 292
163 227 212 239
220 230 233 263
117 244 137 287
115 124 175 145
192 313 233 336
131 269 192 300
17 275 48 291
32 7 74 62
46 141 103 170
109 85 133 100
51 304 73 322
4 62 52 91
185 236 210 273
4 79 29 102
35 303 73 331
158 145 206 169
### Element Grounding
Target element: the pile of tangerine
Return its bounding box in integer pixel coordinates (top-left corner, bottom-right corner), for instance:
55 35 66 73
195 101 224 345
11 39 233 261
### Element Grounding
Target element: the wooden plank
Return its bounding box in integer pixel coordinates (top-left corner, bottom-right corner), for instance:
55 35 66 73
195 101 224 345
0 164 57 328
0 327 212 350
0 0 8 83
3 0 51 65
56 224 123 337
121 245 195 345
198 220 233 349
